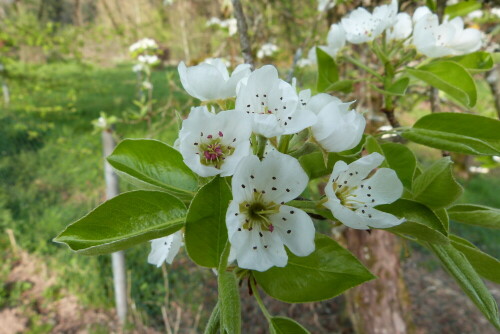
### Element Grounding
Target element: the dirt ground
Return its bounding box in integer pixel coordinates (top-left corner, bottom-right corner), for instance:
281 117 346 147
1 248 498 334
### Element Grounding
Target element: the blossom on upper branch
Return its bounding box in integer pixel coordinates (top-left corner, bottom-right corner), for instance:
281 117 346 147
341 0 398 44
235 65 317 138
412 9 482 58
324 153 404 230
300 91 365 152
178 59 251 101
179 106 252 177
226 151 315 272
148 231 183 267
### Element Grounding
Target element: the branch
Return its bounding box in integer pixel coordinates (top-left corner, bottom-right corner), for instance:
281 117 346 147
232 0 254 69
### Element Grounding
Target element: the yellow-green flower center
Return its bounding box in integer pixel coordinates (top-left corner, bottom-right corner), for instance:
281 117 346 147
239 192 280 232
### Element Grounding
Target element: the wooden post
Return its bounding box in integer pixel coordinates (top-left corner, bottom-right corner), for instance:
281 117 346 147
102 128 128 324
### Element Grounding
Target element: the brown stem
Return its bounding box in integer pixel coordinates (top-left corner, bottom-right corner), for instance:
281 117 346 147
232 0 254 69
430 87 440 113
381 107 401 128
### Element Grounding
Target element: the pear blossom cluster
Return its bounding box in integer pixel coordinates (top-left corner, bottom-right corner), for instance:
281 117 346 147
206 17 238 36
302 0 482 64
149 60 405 271
129 38 161 74
256 43 279 59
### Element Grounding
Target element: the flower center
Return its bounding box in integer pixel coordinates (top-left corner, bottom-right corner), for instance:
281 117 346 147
198 136 234 169
239 193 280 232
333 181 362 209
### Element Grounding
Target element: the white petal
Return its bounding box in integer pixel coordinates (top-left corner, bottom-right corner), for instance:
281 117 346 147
312 102 365 152
307 93 341 115
178 62 225 101
259 151 309 203
413 6 432 23
221 64 252 98
272 206 315 256
354 206 405 228
230 225 287 271
352 168 403 206
324 198 370 229
325 160 349 200
251 113 284 137
327 24 346 52
282 108 318 135
334 153 385 188
148 232 183 267
231 155 262 202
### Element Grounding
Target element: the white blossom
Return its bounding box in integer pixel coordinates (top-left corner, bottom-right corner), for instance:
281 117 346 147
324 153 404 230
226 151 315 272
178 106 252 177
207 17 238 36
147 231 183 267
235 65 317 138
492 8 500 18
341 0 398 44
386 13 413 41
132 63 145 73
467 10 483 20
129 38 158 53
257 43 279 59
178 59 251 101
301 91 365 152
138 54 160 65
317 0 335 12
413 12 482 57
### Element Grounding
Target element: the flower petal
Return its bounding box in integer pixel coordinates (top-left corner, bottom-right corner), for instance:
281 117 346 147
324 197 370 229
334 152 385 188
178 62 225 101
354 206 405 228
272 206 315 256
352 168 403 206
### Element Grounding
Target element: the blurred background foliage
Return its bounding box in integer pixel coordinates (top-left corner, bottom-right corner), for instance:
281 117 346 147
0 0 499 333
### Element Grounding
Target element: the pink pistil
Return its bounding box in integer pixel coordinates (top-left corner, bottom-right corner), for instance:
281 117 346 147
203 144 223 161
218 131 223 137
268 224 274 232
207 134 213 139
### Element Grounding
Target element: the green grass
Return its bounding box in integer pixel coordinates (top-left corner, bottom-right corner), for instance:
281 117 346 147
0 61 200 325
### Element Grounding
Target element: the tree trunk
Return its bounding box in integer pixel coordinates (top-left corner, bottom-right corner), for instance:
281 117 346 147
345 229 415 334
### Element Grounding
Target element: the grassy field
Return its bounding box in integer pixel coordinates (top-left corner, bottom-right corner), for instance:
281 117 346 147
1 62 499 332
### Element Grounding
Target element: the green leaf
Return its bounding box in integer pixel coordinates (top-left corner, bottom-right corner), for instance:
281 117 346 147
387 77 410 95
433 208 450 232
185 176 232 268
365 135 384 156
218 271 241 334
451 235 500 284
325 80 354 94
412 158 463 209
450 52 494 72
107 139 198 199
379 199 449 244
316 47 339 92
406 61 477 107
380 142 417 189
448 204 500 229
204 302 221 334
445 1 482 19
428 242 500 330
253 234 374 303
270 317 310 334
370 77 410 96
299 152 355 179
54 191 186 255
402 113 500 155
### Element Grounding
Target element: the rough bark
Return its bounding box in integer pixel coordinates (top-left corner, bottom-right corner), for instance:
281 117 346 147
232 0 254 69
345 229 415 334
